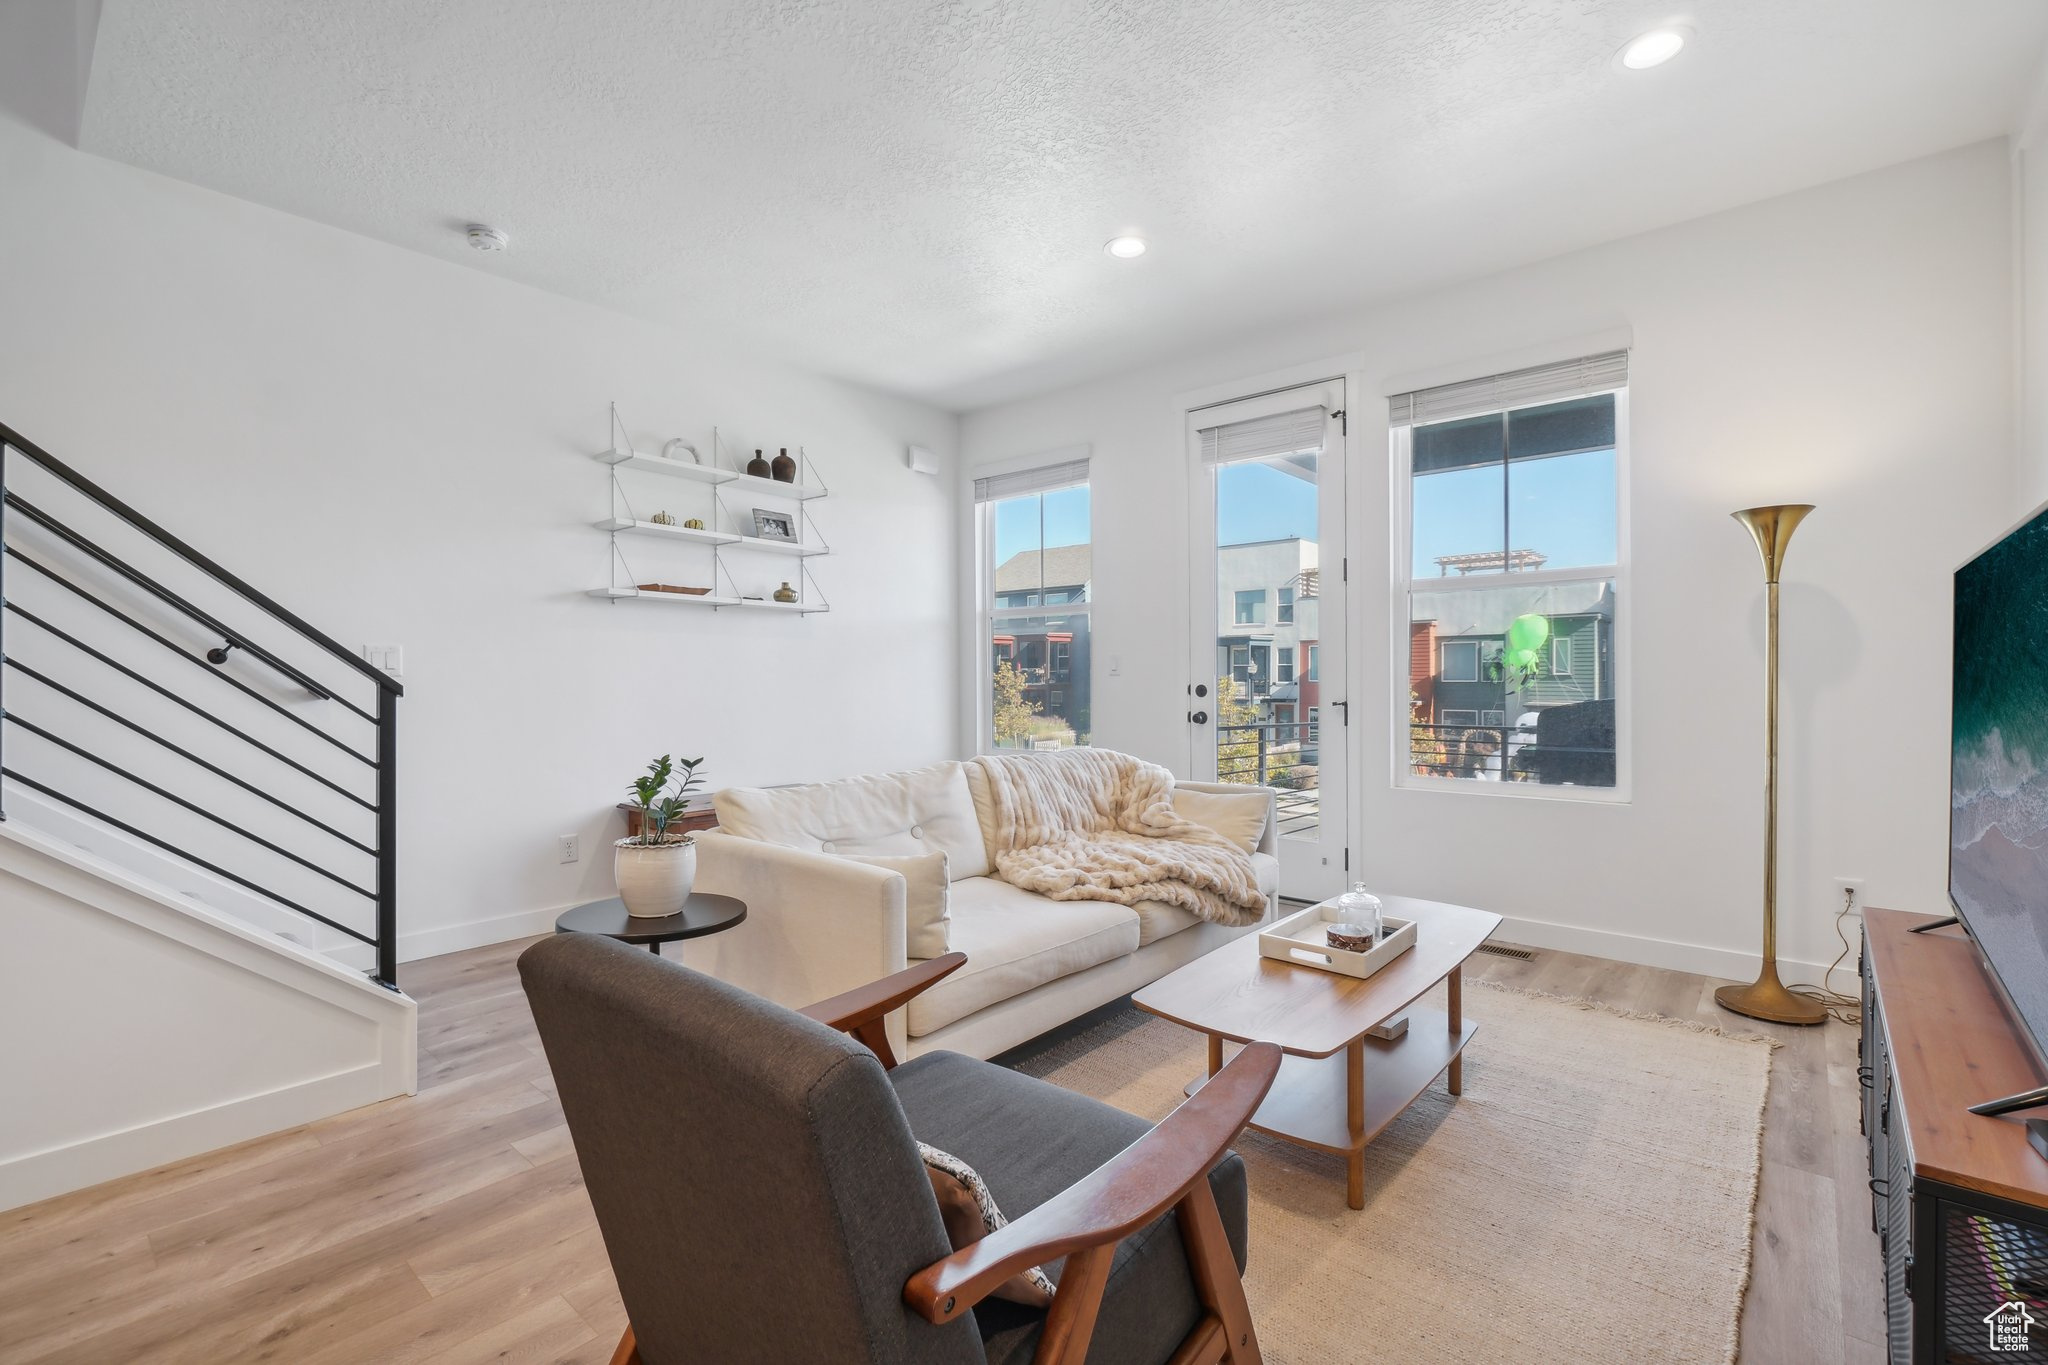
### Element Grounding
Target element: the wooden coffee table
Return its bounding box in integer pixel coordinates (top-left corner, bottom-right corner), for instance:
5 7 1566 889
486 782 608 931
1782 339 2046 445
1133 896 1502 1210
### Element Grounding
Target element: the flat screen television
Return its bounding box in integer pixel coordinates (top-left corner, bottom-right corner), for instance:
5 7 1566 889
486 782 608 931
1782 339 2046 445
1952 501 2048 1062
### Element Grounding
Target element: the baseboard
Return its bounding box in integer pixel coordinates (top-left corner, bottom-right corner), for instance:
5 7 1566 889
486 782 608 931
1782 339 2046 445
0 1061 402 1213
1494 912 1861 998
396 903 573 963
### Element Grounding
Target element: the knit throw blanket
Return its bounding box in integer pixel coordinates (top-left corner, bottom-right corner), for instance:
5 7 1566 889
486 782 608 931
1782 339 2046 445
967 749 1267 927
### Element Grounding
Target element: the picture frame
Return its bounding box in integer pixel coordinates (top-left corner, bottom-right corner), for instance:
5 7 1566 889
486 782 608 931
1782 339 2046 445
752 509 798 543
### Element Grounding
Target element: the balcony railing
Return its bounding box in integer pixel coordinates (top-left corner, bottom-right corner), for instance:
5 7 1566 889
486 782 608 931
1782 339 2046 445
1408 721 1614 786
1215 720 1319 837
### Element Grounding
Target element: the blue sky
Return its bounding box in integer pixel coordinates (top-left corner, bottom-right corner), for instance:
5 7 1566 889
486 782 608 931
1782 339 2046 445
993 449 1616 572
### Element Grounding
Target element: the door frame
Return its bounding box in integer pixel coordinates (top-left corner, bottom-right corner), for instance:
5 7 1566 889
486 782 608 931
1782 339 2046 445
1182 374 1350 903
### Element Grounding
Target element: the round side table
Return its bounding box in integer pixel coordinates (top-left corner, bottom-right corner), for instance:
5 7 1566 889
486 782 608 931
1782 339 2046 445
553 894 747 956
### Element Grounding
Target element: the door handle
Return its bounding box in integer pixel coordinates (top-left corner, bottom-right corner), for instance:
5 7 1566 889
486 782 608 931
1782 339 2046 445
1190 710 1209 725
1331 700 1348 727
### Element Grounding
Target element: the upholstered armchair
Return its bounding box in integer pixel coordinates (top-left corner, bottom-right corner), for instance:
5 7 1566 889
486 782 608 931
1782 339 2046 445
519 934 1279 1365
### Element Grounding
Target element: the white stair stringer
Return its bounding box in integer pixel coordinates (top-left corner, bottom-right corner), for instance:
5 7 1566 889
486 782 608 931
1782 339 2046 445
0 817 417 1212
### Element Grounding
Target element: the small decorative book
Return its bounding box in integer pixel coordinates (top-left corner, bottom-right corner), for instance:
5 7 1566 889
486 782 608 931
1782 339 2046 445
1258 902 1418 980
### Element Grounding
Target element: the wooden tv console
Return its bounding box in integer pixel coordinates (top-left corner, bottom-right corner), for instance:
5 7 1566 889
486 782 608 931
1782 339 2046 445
1861 907 2048 1361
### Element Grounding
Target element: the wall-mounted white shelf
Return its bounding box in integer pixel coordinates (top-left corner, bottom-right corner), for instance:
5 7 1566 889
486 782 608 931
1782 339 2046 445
726 471 827 502
594 517 741 547
591 411 831 615
729 534 827 558
585 587 827 614
595 448 738 485
586 587 741 606
736 598 829 614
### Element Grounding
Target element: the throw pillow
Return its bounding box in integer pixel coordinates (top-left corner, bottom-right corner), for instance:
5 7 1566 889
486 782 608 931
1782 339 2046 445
843 851 951 958
918 1142 1055 1306
1170 787 1268 854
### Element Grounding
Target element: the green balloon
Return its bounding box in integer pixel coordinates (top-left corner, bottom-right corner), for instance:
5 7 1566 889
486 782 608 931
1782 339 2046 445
1506 614 1550 653
1507 647 1540 672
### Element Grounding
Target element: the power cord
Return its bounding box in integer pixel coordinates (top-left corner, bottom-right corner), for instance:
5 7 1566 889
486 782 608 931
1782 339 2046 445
1788 886 1863 1026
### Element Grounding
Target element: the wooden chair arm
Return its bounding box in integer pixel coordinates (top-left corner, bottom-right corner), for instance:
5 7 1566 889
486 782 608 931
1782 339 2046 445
800 952 966 1032
799 953 966 1068
902 1040 1282 1325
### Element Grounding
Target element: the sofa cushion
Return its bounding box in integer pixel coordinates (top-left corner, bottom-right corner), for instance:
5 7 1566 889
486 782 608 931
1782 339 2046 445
1133 851 1279 947
907 878 1139 1037
1169 786 1269 854
889 1051 1249 1365
844 851 951 958
715 761 991 880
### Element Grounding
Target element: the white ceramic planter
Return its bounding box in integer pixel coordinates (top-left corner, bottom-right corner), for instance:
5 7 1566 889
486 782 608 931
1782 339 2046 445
614 836 697 918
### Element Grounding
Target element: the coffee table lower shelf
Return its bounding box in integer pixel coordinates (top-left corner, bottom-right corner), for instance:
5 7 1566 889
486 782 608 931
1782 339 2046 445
1186 1008 1478 1203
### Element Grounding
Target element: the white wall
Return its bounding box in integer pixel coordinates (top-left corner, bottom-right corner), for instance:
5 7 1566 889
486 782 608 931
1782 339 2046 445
2016 66 2048 509
961 142 2016 985
0 116 960 961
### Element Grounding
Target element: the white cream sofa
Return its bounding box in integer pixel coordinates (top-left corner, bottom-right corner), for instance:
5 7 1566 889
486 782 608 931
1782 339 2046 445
686 758 1279 1060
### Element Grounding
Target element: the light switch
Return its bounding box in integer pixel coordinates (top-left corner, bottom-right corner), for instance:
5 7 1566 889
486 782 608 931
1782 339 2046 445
363 644 403 675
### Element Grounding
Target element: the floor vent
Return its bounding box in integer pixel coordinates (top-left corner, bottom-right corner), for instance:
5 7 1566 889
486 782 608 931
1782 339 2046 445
1476 942 1537 961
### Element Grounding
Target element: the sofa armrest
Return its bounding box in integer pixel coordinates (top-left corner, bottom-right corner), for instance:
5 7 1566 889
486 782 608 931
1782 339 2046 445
686 829 913 1056
1172 780 1280 857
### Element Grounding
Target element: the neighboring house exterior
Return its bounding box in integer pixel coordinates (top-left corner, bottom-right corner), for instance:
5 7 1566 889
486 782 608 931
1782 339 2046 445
991 544 1092 740
1215 538 1320 748
1410 580 1615 749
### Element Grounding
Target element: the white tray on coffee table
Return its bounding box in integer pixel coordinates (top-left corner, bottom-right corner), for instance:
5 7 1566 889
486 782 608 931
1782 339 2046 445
1259 902 1418 979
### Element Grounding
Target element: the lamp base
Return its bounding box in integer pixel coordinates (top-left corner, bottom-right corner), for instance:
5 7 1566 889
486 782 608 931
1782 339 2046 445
1715 976 1828 1026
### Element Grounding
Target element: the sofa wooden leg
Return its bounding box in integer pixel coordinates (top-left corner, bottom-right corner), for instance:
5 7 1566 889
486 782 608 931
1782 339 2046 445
609 1326 642 1365
1177 1182 1263 1364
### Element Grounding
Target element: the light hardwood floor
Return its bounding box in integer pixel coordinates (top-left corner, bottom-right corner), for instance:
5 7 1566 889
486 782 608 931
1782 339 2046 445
0 936 1880 1363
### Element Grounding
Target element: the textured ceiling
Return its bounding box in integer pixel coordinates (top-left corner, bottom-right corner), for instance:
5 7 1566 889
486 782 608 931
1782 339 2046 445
78 0 2048 410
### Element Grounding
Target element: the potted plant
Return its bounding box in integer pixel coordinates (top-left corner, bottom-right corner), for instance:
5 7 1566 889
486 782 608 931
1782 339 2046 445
616 754 705 917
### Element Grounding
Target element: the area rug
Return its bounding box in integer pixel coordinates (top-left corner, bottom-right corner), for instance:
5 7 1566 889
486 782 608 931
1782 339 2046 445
1012 980 1774 1365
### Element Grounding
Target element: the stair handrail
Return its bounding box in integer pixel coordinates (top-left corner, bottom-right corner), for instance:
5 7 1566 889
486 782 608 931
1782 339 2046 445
0 424 402 990
0 423 402 697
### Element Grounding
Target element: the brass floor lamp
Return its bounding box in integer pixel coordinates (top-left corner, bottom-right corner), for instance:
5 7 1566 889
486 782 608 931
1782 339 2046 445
1716 504 1828 1027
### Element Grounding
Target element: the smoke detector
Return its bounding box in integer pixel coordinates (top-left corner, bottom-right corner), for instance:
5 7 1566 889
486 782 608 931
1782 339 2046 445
466 224 509 252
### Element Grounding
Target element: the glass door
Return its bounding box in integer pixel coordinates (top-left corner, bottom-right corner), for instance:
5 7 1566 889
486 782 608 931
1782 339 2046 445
1186 380 1348 903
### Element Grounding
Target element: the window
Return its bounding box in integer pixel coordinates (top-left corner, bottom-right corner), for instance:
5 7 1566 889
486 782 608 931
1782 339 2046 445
1234 589 1265 626
1306 645 1320 682
1277 652 1295 684
1394 351 1625 793
1277 587 1295 625
976 457 1091 752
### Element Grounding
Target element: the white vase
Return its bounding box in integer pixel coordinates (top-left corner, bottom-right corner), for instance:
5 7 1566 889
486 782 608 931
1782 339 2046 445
614 837 697 917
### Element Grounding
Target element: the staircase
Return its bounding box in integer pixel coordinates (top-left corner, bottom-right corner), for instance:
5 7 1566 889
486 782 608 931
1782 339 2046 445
0 424 415 1212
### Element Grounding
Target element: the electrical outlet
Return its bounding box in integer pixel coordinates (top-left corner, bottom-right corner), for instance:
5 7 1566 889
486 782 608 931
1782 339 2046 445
558 835 580 865
1832 877 1866 917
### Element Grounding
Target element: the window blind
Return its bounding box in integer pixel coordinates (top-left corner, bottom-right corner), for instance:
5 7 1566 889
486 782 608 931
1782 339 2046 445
1198 406 1326 466
973 457 1089 504
1388 350 1628 428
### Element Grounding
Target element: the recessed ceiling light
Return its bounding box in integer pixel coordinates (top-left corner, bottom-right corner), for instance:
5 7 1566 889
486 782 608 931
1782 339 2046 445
1104 235 1148 259
1619 28 1689 69
466 223 509 252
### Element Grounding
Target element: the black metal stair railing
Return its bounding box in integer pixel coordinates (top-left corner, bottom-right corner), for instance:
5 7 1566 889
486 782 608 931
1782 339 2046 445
0 423 404 990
